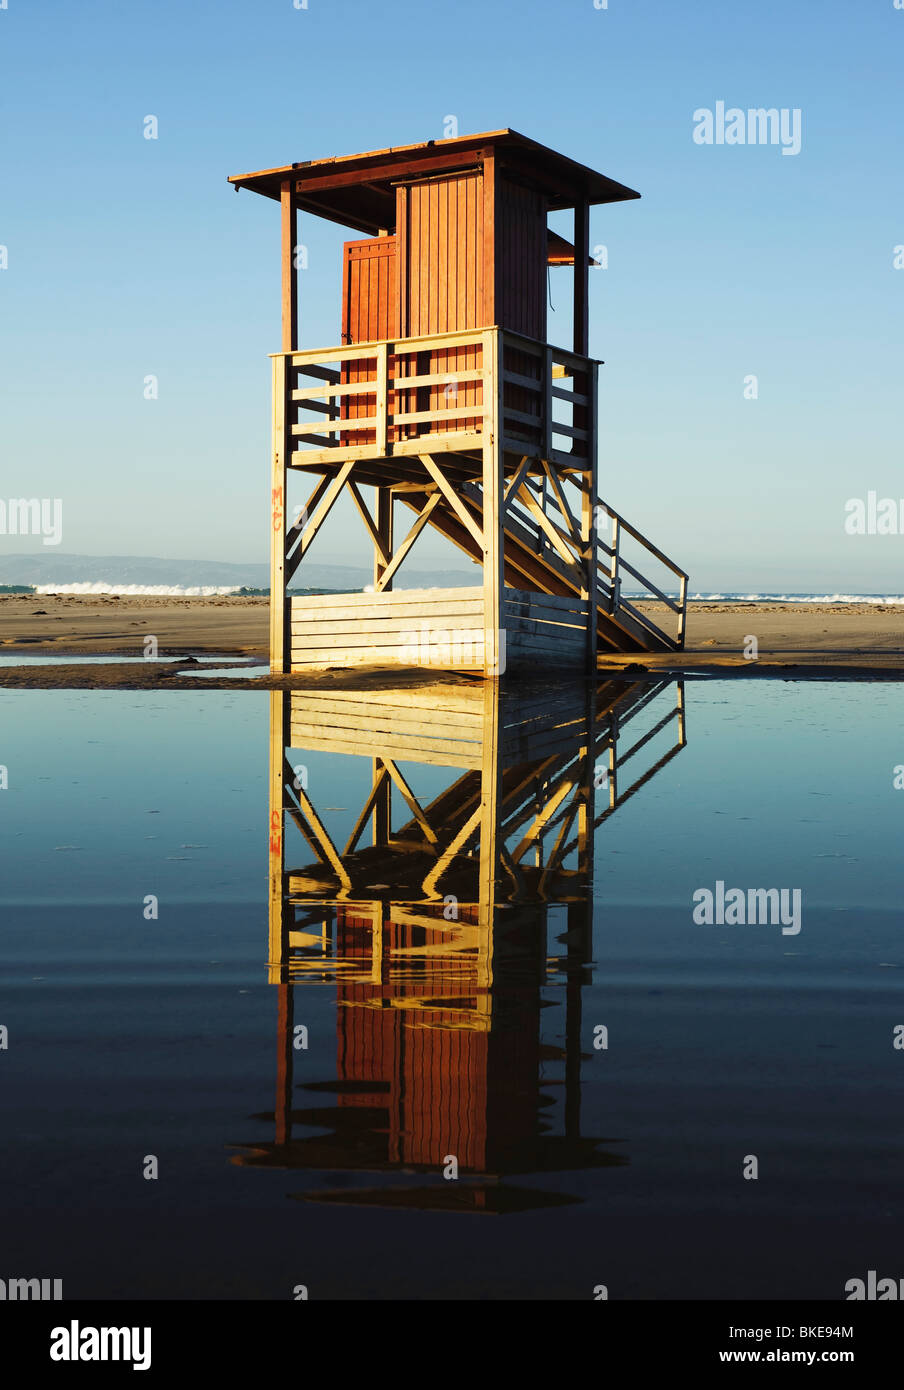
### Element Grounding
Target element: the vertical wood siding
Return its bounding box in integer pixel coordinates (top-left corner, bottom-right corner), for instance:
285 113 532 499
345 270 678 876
498 178 548 433
498 178 547 341
340 235 396 445
399 172 485 436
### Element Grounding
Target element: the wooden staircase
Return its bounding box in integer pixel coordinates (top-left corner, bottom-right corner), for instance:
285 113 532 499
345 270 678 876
397 481 688 655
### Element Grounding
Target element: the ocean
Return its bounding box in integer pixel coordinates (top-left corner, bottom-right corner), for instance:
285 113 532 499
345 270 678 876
3 583 903 604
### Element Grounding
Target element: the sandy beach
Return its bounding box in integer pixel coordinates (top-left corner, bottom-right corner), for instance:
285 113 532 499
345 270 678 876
0 592 901 687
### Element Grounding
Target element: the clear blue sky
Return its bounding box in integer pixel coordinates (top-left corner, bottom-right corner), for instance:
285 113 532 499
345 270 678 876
1 0 902 591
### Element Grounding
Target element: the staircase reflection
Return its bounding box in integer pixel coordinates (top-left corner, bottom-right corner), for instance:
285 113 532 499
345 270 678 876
231 677 686 1212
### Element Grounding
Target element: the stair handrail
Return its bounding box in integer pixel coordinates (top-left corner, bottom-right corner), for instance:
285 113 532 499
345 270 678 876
595 497 689 650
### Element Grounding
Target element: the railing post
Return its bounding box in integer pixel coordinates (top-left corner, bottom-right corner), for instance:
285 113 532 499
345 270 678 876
583 358 599 672
677 573 688 649
375 340 388 456
543 345 553 463
609 513 620 614
581 478 598 674
588 360 599 481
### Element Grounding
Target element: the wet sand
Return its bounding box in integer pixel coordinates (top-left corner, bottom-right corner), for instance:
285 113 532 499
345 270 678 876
0 593 901 687
0 593 269 659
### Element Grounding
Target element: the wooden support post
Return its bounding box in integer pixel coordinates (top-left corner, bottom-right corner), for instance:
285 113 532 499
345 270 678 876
280 179 298 353
542 345 553 464
270 355 288 674
573 199 590 357
481 330 505 677
583 360 600 671
571 202 594 668
374 486 393 592
273 183 298 674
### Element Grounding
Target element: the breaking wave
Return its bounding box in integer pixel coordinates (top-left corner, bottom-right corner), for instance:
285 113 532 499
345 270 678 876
687 593 904 605
33 582 244 597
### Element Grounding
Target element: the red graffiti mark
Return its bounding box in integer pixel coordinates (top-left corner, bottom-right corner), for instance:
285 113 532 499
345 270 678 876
272 485 284 532
269 832 281 855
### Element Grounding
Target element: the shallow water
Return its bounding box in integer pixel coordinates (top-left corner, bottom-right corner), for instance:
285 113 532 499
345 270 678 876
0 654 244 667
177 663 270 679
0 678 902 1299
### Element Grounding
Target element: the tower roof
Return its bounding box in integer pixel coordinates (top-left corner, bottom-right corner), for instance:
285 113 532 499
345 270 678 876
228 129 640 235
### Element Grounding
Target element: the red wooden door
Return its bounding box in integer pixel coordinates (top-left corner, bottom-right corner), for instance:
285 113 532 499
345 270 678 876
341 236 396 446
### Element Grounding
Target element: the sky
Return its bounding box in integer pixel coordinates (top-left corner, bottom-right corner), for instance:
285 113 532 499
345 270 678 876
1 0 902 592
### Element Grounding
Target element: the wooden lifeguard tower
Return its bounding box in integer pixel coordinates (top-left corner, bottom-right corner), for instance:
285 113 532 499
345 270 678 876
229 130 688 676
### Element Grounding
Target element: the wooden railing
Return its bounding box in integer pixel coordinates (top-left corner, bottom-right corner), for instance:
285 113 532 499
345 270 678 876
595 498 689 651
499 332 597 467
492 478 689 652
274 328 597 468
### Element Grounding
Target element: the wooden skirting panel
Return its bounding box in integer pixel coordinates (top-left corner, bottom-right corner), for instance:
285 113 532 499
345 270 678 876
503 590 588 671
288 586 592 675
289 587 488 672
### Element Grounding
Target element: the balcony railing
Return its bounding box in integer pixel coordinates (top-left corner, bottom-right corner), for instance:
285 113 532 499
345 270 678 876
273 327 598 470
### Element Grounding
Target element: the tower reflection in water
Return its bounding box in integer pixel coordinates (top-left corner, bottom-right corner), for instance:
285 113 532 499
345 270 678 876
232 678 686 1212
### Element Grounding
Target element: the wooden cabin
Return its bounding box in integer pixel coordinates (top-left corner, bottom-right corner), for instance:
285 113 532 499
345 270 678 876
229 130 688 676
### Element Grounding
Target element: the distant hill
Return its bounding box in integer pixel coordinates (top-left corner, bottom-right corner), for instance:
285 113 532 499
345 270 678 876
0 553 479 592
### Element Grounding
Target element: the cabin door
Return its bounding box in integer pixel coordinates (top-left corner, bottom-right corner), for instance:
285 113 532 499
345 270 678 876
339 236 396 448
